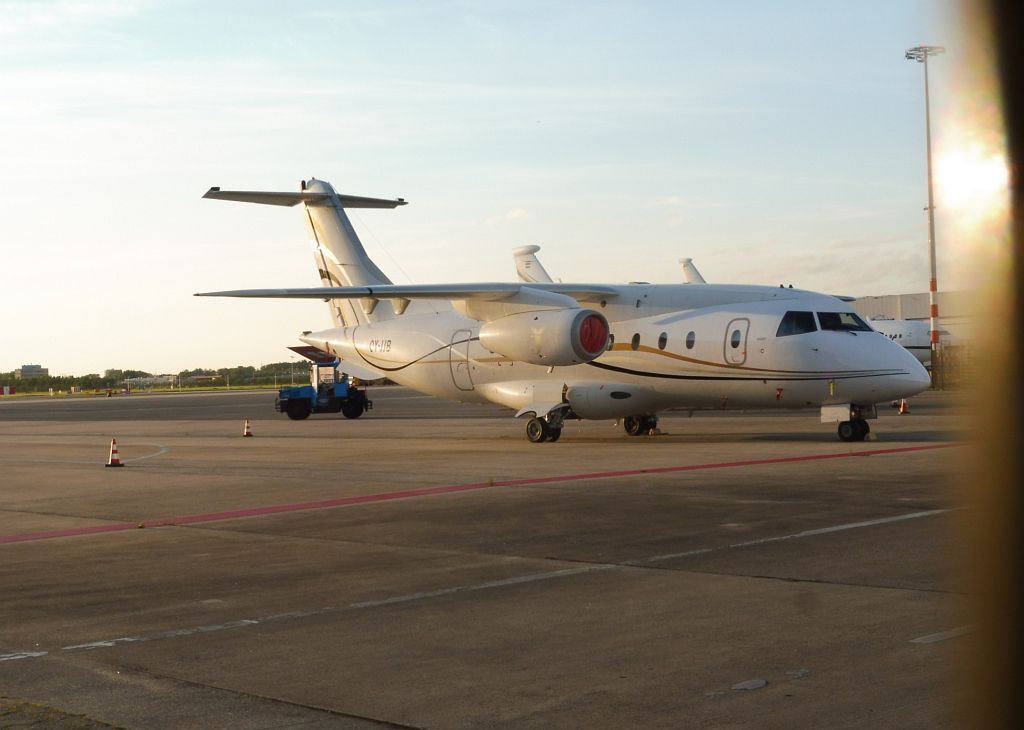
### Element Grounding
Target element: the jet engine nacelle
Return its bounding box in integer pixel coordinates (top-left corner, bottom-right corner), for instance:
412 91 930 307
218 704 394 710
565 383 663 419
479 308 610 366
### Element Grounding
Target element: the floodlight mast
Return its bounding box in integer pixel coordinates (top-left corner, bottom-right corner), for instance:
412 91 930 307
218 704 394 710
905 44 945 383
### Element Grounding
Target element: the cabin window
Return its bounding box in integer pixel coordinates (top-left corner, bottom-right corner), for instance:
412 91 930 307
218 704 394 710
817 311 872 332
685 331 695 349
630 333 641 350
776 311 817 337
657 332 668 350
730 329 742 348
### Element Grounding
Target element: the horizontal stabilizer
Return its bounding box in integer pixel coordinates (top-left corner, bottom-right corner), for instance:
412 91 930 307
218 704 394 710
195 282 619 304
203 188 407 209
287 345 338 364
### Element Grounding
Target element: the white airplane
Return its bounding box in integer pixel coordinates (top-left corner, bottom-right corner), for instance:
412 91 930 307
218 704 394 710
531 251 937 368
198 178 930 443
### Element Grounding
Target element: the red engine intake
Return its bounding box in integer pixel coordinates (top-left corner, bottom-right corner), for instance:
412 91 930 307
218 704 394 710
576 313 610 358
479 308 610 366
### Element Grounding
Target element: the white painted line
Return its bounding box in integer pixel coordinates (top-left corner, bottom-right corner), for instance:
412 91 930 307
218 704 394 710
910 625 974 644
346 565 613 610
25 507 952 662
123 443 171 463
62 636 146 651
634 509 953 566
60 566 614 655
0 651 48 662
732 679 768 691
0 442 170 466
630 547 714 565
788 509 952 539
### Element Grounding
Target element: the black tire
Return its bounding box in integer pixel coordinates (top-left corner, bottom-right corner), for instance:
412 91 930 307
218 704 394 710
852 419 869 441
340 395 366 419
837 420 856 442
286 401 312 420
547 427 562 443
526 417 549 443
623 416 645 436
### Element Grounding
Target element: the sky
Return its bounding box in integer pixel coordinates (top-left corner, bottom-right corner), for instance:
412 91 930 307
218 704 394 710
0 0 1003 375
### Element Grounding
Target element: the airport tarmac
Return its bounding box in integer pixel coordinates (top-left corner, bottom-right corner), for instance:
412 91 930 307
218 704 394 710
0 388 969 728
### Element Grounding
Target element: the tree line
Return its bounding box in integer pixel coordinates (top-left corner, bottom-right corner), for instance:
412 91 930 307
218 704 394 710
1 362 310 393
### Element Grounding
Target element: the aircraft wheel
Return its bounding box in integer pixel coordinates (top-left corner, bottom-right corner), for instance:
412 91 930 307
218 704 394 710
852 419 869 441
526 417 549 443
837 420 857 442
341 395 366 419
546 427 562 443
623 416 645 436
286 401 312 420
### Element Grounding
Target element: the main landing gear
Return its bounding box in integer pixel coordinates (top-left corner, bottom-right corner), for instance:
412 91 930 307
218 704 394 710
525 414 563 443
524 412 661 443
837 418 870 442
623 415 658 436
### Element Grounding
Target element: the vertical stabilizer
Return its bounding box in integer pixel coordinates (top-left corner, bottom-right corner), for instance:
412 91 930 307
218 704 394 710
303 178 398 327
513 245 555 284
680 257 706 284
203 179 407 327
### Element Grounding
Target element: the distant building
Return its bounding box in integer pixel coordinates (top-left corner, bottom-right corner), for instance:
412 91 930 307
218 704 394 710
184 374 222 383
851 290 973 344
125 375 176 387
14 364 48 379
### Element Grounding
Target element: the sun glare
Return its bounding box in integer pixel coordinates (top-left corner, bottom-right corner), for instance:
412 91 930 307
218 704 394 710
934 143 1010 214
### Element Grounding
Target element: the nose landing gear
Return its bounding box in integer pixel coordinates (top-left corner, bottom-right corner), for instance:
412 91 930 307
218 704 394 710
824 403 875 443
837 418 870 442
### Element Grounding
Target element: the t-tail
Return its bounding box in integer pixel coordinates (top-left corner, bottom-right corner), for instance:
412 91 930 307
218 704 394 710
202 178 407 327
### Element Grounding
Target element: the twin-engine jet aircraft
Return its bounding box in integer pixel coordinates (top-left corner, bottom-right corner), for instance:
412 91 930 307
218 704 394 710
198 178 930 443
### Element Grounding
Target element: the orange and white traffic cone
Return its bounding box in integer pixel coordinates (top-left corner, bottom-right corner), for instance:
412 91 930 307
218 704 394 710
242 419 253 437
106 438 124 467
898 399 909 415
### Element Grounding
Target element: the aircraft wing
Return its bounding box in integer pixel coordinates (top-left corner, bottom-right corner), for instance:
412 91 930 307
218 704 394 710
196 283 619 305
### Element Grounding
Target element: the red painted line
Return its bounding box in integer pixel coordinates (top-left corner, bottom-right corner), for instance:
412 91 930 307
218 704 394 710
0 523 140 543
0 442 962 545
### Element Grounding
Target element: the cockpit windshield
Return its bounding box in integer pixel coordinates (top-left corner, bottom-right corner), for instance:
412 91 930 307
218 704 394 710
817 312 872 332
776 311 817 337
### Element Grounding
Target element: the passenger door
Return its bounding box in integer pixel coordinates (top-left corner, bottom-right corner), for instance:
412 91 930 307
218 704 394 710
724 318 750 365
449 330 474 391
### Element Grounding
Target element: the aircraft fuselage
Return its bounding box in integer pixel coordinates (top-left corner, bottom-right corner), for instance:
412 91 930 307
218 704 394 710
302 283 928 419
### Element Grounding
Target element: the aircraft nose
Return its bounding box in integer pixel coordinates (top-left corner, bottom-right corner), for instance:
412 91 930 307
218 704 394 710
906 358 932 392
895 347 932 395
